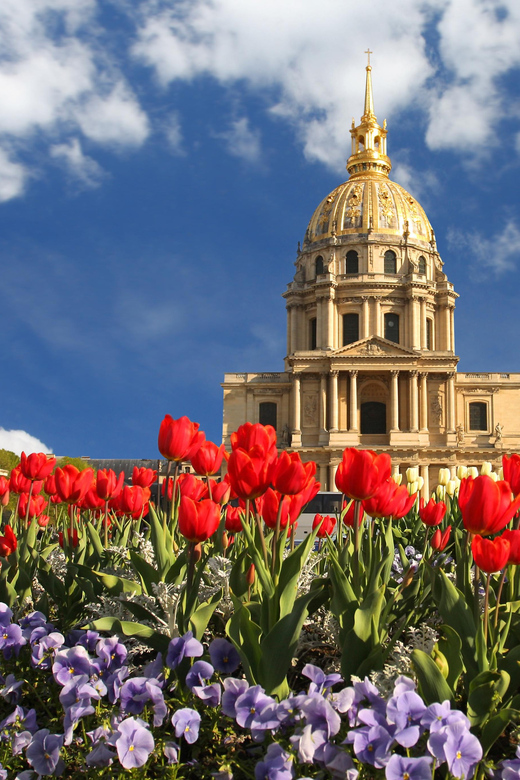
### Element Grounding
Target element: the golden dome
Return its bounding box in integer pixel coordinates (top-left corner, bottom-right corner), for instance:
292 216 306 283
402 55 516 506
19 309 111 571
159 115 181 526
305 56 434 247
306 177 434 244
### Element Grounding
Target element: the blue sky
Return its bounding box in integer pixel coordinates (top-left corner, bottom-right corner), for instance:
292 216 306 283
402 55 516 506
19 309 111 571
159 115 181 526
0 0 519 458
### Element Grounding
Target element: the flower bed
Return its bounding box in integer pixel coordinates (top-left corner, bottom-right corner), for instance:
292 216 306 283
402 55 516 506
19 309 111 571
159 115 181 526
0 420 519 777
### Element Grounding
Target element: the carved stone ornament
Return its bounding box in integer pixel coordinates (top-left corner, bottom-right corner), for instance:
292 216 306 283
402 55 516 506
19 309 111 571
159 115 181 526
359 343 386 355
377 183 394 223
458 387 500 394
456 423 465 446
303 393 318 426
430 395 443 424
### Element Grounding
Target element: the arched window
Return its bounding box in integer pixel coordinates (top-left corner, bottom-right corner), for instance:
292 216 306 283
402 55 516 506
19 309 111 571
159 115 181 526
469 402 487 431
309 317 317 350
315 256 324 276
426 319 433 350
384 250 397 274
384 313 399 344
361 402 386 434
259 402 277 430
418 256 426 275
343 313 359 346
346 250 359 274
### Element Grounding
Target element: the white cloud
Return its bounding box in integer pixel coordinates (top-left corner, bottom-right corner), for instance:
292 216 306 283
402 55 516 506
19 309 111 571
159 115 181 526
131 0 520 167
448 219 520 277
216 117 261 163
163 111 184 153
391 161 440 205
0 427 52 456
50 137 104 187
0 147 27 200
75 83 150 147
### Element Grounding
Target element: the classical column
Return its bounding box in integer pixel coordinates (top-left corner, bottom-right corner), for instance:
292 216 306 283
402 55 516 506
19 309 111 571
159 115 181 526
319 373 328 433
420 464 429 499
446 372 456 432
450 306 455 354
292 374 301 437
329 463 338 492
286 306 292 355
290 305 299 353
316 299 323 349
443 304 451 351
329 370 339 432
420 298 427 350
325 296 334 350
409 370 419 431
419 372 428 431
319 463 328 491
374 298 381 337
362 296 370 339
411 296 420 350
349 370 359 431
390 370 400 431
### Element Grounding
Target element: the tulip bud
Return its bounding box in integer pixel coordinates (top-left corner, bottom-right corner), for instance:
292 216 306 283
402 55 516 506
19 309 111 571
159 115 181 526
467 467 479 479
498 467 504 481
446 479 459 497
222 531 229 550
432 648 449 680
401 566 416 589
438 468 450 486
436 484 446 501
246 563 255 586
392 472 403 485
489 471 499 482
480 461 493 476
406 467 419 484
457 466 468 480
192 543 202 563
408 481 418 496
416 476 424 492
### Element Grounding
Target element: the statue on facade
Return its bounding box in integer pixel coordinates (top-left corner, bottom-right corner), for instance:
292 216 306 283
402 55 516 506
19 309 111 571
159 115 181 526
456 423 465 446
495 422 503 442
281 423 291 447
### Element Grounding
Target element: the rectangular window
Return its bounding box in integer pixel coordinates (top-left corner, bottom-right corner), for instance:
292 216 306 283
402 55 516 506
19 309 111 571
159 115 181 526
343 313 359 345
309 317 317 350
384 312 399 344
469 402 487 431
426 319 432 350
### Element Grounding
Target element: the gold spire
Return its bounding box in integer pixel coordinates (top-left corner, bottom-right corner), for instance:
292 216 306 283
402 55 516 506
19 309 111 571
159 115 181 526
346 54 392 179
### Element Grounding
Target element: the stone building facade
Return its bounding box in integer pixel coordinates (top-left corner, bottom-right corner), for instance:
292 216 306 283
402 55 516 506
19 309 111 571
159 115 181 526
221 63 520 494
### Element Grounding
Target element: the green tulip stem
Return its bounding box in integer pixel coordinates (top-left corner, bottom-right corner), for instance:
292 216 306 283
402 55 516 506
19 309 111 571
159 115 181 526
422 527 429 561
271 500 284 576
474 562 481 624
186 541 196 598
494 567 507 630
25 481 34 526
206 476 213 502
353 499 361 594
252 502 268 568
104 500 109 549
162 461 172 535
484 572 491 645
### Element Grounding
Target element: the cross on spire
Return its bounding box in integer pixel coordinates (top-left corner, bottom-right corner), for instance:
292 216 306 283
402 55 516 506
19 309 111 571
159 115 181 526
365 49 372 66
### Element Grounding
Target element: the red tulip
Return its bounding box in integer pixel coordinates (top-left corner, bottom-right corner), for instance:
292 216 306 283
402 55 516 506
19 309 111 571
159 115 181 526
471 534 510 573
132 467 157 488
37 514 50 528
342 500 364 527
20 452 56 481
503 454 520 497
0 477 9 507
18 493 48 519
95 469 124 501
0 526 17 557
178 496 220 542
9 466 42 495
158 415 205 462
335 449 392 501
225 505 244 533
390 485 417 520
312 514 336 537
256 488 303 529
80 487 105 512
227 448 275 501
54 465 94 505
191 441 226 476
246 563 255 586
58 529 79 549
272 451 316 496
175 473 207 501
209 478 232 506
501 529 520 565
431 525 451 552
117 485 150 518
419 498 447 527
230 423 277 461
44 474 57 496
459 475 520 536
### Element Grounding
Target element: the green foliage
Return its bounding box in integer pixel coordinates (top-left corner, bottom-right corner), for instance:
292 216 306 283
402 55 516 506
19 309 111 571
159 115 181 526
0 448 19 473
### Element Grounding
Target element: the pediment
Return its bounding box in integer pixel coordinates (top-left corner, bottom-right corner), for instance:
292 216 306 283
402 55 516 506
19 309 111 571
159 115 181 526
333 336 418 358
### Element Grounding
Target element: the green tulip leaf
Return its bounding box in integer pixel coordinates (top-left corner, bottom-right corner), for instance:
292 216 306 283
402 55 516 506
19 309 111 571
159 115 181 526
85 617 169 652
189 588 224 639
227 605 262 685
411 649 454 704
480 708 520 756
436 624 463 692
89 570 142 596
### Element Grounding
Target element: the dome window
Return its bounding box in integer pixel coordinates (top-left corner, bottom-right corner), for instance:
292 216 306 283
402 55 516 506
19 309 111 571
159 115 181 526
346 250 359 274
418 256 426 275
384 250 397 274
315 256 325 276
384 312 399 344
343 313 359 346
309 317 317 350
259 402 277 431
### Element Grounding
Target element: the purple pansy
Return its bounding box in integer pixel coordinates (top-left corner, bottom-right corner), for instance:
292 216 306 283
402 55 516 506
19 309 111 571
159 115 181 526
234 686 276 730
385 754 432 780
31 632 65 670
115 716 154 770
0 673 23 704
165 631 203 669
119 677 167 727
0 623 26 659
221 677 250 718
209 638 241 674
302 663 343 695
26 729 64 777
185 660 214 690
172 707 201 744
52 646 92 685
255 743 295 780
